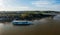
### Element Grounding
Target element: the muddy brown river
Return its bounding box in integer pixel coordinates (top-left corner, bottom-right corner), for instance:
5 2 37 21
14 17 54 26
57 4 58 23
0 17 60 35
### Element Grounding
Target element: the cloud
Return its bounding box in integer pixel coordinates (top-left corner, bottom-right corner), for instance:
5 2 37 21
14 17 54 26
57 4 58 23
0 0 32 11
0 6 31 11
32 0 51 7
32 0 60 11
0 0 60 11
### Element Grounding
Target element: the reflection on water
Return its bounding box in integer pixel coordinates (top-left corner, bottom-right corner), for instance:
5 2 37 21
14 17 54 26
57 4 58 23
54 14 60 21
0 16 60 35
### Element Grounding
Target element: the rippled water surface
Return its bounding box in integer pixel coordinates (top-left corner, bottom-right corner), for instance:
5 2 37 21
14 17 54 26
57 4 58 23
0 15 60 35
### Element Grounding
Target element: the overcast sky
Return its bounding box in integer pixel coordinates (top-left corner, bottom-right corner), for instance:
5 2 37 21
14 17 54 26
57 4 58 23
0 0 60 11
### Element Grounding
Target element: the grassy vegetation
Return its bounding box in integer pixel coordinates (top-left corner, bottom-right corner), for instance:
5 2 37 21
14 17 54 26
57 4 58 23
0 11 56 22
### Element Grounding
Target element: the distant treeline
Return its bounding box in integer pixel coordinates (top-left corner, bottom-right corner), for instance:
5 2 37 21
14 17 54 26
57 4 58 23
0 11 56 22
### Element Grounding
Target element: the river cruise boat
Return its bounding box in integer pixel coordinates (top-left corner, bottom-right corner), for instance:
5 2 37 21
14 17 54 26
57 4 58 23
12 20 32 25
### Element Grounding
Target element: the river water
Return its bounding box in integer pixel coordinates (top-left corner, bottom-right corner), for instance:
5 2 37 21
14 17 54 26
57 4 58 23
0 14 60 35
